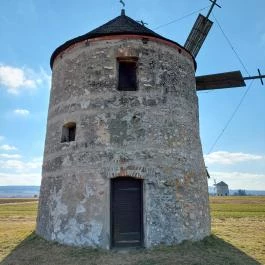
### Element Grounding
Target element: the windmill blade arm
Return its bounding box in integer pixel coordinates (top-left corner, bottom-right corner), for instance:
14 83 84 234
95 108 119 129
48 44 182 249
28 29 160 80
196 71 246 91
184 14 213 58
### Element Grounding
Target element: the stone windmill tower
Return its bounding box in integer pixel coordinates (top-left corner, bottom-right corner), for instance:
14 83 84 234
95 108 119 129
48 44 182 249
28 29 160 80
38 0 265 248
36 8 210 248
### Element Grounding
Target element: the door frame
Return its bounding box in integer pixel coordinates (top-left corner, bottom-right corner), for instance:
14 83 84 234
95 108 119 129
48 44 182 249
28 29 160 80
110 177 144 248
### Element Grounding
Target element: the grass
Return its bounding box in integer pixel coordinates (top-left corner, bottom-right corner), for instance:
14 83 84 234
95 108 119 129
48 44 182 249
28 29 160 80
0 202 38 218
210 197 265 218
0 200 37 261
0 196 265 264
0 198 38 204
210 196 265 264
0 234 260 265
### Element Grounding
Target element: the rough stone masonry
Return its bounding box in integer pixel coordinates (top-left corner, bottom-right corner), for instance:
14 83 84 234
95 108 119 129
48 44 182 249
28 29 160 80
36 12 211 249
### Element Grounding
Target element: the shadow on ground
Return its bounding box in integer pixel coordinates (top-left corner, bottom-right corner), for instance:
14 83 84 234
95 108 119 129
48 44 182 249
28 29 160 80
0 233 261 265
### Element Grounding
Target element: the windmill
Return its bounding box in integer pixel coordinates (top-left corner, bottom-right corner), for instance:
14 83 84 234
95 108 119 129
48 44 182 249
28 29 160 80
184 0 265 90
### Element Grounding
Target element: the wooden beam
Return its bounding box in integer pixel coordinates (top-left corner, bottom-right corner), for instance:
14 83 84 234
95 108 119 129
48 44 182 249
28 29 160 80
206 0 221 19
184 14 213 58
196 71 246 91
244 68 265 85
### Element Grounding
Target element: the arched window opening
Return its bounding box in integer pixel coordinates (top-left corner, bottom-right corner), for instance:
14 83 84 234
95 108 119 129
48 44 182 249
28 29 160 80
61 122 76 143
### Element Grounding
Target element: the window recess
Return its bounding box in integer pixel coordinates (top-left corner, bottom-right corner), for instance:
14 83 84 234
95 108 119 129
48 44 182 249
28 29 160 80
61 122 76 143
118 58 138 91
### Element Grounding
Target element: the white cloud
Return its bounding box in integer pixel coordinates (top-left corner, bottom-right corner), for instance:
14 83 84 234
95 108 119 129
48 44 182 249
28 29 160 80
204 151 263 165
0 144 17 151
0 157 42 172
209 171 265 190
39 67 51 89
0 172 41 186
0 156 42 185
0 64 51 94
0 153 22 159
0 65 36 93
14 109 30 116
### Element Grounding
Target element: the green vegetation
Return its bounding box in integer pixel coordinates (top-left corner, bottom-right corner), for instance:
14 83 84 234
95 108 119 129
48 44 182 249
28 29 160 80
210 195 265 204
210 196 265 218
211 203 265 218
210 196 265 264
0 197 264 264
0 201 38 218
0 200 37 261
0 198 38 204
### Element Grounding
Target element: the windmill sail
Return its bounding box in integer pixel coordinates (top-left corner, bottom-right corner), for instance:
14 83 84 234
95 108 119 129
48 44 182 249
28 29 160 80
196 71 246 91
184 14 213 58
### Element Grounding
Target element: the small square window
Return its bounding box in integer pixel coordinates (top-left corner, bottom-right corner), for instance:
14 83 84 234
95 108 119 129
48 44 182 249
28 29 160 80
61 122 76 143
118 60 137 91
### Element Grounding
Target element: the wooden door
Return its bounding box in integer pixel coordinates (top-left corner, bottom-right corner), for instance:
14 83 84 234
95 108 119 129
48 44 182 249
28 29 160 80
111 177 143 247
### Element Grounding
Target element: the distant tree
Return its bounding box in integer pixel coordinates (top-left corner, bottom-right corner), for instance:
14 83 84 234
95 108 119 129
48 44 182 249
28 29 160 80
234 189 247 196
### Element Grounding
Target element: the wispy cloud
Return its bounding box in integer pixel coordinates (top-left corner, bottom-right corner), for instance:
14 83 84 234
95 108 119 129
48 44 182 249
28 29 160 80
0 65 36 93
0 157 42 172
209 171 265 190
0 144 17 151
204 151 263 165
39 67 51 89
0 156 42 185
0 153 22 159
0 64 51 94
14 109 30 116
0 172 41 186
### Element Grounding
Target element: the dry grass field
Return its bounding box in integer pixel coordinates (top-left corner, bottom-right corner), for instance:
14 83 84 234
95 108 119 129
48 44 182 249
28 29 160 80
210 196 265 264
0 196 264 265
0 198 37 261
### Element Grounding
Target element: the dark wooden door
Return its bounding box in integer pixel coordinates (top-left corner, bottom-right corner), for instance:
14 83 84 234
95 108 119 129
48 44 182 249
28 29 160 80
111 177 143 247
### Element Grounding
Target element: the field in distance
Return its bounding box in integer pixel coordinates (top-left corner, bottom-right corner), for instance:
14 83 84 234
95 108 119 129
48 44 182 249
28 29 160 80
0 196 264 265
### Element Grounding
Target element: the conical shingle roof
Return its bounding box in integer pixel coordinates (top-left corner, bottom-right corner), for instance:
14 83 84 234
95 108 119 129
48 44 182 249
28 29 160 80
86 9 163 39
216 181 228 186
50 9 193 68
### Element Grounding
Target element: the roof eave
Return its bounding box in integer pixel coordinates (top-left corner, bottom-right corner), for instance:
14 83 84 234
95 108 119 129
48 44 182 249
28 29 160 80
50 33 196 70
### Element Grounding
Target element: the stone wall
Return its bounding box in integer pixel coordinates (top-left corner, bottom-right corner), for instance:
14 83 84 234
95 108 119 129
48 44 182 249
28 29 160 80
36 37 211 249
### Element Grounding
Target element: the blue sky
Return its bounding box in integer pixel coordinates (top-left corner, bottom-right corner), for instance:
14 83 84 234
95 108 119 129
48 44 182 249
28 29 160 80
0 0 264 190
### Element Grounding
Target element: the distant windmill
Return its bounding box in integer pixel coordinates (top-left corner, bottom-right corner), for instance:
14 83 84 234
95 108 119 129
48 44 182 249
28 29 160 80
184 0 265 91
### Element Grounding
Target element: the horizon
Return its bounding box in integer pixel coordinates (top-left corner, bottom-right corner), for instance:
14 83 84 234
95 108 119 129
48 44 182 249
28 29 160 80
1 185 265 192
